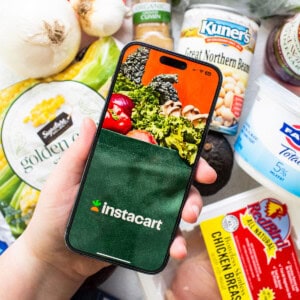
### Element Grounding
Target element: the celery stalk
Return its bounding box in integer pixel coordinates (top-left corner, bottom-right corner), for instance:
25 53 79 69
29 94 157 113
0 175 21 204
9 182 26 209
0 164 14 186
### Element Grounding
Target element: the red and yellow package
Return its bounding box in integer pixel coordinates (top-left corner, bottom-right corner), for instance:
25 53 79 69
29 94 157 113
200 197 300 299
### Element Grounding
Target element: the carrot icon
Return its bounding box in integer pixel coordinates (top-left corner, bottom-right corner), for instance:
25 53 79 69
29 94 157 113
90 200 101 213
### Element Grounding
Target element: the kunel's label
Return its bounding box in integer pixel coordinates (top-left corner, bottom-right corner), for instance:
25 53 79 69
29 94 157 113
201 198 300 300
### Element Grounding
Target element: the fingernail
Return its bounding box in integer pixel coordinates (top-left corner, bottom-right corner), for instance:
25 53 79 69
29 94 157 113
192 205 200 217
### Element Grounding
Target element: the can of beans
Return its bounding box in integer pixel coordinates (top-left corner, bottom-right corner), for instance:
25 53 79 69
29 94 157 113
177 4 260 135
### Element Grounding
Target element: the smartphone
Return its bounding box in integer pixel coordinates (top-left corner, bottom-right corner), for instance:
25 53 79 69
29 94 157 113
65 42 222 274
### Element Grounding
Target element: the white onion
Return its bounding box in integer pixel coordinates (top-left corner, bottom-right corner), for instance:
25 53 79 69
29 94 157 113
70 0 131 38
0 0 81 78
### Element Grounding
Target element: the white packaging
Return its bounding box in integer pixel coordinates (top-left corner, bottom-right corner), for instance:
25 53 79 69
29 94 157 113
234 75 300 201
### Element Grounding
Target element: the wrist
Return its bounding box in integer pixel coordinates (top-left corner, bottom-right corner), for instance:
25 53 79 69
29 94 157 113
0 235 85 300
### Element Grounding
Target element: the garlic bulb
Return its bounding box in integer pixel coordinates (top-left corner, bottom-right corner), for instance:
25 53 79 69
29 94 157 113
0 0 81 78
70 0 131 37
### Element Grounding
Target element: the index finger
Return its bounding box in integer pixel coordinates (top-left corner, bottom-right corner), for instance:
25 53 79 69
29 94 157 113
194 157 217 184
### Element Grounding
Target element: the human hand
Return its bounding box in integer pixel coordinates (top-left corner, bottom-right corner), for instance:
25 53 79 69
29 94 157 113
170 157 217 260
22 118 216 291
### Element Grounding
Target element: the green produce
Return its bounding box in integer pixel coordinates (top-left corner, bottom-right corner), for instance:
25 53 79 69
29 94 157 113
119 46 150 84
71 37 120 91
6 183 40 237
149 74 179 104
4 205 26 237
9 182 26 210
0 165 14 187
3 183 26 237
194 131 234 196
114 74 205 165
248 0 300 17
0 175 21 204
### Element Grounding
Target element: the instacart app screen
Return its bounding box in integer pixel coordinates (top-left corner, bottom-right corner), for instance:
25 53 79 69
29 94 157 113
66 43 221 273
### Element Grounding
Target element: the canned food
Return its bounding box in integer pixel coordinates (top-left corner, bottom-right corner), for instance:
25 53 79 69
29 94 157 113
177 4 260 135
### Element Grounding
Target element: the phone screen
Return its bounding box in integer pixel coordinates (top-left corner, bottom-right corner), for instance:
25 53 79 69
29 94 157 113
66 42 222 273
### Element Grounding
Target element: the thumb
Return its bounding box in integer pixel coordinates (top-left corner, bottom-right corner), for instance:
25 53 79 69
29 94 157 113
61 118 97 173
43 118 97 193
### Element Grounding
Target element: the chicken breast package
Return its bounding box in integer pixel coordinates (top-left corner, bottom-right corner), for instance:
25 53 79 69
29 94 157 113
164 187 300 299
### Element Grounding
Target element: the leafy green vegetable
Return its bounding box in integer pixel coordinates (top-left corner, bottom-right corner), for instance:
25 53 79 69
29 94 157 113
92 200 101 207
114 74 204 165
247 0 300 17
149 74 179 104
114 73 141 93
74 37 121 91
119 46 149 85
4 205 26 237
6 183 38 237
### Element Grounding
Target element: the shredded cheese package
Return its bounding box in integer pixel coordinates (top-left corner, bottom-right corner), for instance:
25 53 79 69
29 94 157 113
200 192 300 299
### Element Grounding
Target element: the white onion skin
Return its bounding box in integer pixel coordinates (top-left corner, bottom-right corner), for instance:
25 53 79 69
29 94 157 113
70 0 131 38
0 0 81 78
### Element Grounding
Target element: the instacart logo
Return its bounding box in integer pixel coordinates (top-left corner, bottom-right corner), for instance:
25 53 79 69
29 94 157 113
90 200 163 231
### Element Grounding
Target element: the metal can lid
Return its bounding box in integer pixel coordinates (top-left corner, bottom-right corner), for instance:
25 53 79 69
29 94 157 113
186 3 261 26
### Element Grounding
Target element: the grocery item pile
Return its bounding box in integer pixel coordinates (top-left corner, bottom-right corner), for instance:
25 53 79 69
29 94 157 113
0 0 299 298
0 36 121 236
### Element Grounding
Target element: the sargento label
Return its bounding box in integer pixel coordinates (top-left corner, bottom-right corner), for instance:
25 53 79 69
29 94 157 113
178 5 260 136
38 112 73 145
